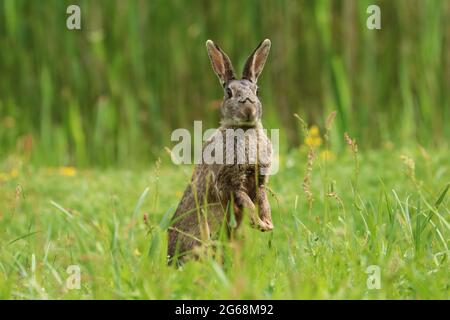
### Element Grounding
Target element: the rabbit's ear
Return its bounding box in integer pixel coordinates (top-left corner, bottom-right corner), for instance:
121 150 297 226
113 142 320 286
242 39 271 83
206 40 236 85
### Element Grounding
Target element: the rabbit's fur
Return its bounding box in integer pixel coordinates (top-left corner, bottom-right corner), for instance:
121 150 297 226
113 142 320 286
167 39 273 264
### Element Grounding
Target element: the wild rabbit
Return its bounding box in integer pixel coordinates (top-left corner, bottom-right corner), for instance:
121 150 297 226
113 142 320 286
168 39 273 264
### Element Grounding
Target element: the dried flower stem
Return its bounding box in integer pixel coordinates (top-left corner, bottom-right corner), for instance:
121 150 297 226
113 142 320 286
400 155 420 189
344 132 359 190
303 148 315 211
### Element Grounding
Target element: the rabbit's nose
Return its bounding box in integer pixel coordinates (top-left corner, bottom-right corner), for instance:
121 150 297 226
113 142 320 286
243 106 256 121
239 97 255 104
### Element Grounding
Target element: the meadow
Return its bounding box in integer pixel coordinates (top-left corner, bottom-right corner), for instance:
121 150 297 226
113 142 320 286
0 0 449 300
0 135 448 299
1 0 449 165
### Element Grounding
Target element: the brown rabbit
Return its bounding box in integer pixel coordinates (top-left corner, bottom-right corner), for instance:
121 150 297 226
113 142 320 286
167 39 273 264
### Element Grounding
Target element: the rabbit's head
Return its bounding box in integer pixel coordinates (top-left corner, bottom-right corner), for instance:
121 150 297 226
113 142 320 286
206 39 271 128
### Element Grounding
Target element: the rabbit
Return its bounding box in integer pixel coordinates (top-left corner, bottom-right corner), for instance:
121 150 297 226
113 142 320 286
167 39 273 265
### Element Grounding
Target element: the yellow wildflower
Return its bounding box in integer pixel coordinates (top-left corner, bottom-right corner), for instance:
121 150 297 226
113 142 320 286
59 167 77 177
9 169 19 178
0 169 19 181
304 136 314 147
304 125 323 147
320 150 336 161
313 137 322 147
309 125 320 137
133 248 141 257
304 136 322 147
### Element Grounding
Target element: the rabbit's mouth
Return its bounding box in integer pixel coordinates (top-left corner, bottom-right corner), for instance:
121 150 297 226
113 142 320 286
221 118 259 128
236 120 257 127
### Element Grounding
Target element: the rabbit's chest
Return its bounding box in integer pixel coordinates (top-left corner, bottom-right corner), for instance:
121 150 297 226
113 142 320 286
222 129 272 166
242 167 258 197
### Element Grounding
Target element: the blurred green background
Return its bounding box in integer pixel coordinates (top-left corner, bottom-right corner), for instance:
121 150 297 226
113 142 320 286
0 0 449 167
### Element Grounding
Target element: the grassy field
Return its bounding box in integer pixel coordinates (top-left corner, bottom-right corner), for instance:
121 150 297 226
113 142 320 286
0 0 449 300
1 143 448 299
1 0 449 165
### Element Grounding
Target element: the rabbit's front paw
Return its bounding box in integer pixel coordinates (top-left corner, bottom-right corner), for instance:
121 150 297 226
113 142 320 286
250 215 273 232
261 217 273 231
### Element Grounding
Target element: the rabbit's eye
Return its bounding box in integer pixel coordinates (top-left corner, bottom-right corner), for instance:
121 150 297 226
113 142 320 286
226 88 233 98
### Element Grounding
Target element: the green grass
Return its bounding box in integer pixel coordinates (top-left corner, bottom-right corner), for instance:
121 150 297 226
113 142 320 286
1 0 450 165
0 145 448 299
1 0 449 300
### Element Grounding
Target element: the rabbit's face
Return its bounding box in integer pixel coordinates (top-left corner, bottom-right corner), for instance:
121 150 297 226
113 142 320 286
221 79 261 127
206 39 271 128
